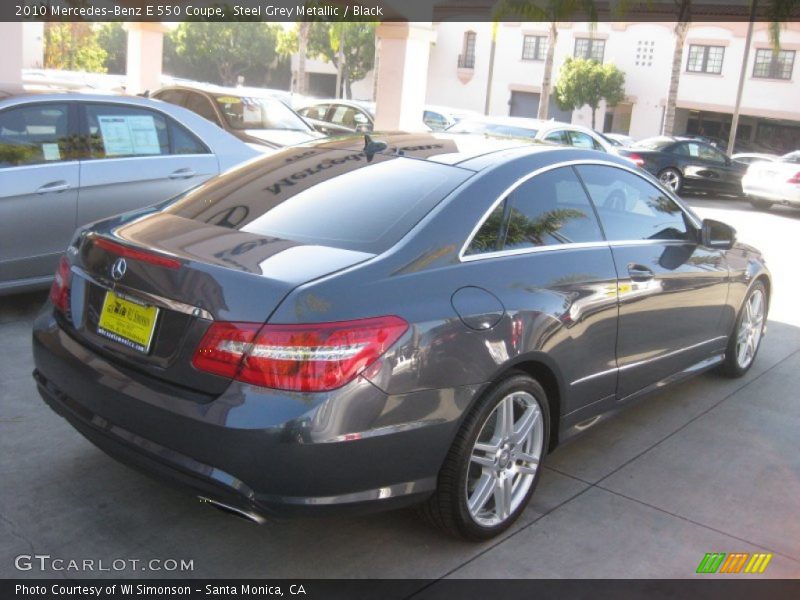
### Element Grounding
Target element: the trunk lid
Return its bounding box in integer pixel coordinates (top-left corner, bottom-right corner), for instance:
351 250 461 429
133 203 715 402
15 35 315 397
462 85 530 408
66 212 373 395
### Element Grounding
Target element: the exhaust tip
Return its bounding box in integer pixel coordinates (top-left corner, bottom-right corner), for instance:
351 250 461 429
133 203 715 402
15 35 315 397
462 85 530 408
199 496 267 525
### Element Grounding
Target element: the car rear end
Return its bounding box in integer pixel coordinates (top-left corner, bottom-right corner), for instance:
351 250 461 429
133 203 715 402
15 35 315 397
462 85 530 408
742 160 800 206
32 144 473 520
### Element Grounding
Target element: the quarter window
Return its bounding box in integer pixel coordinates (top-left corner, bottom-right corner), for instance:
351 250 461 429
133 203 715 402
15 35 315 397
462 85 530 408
687 45 725 74
465 166 604 255
0 103 73 167
522 35 548 61
574 38 605 62
576 165 692 242
753 48 795 80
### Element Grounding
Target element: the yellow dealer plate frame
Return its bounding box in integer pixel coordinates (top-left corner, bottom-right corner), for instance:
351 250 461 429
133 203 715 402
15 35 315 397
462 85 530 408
97 290 159 354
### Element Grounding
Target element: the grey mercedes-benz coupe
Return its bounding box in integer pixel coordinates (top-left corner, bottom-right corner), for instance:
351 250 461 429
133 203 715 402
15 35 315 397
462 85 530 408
32 133 770 540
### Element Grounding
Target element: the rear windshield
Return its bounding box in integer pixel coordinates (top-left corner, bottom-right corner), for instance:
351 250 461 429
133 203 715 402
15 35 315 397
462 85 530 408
449 120 539 139
165 150 471 254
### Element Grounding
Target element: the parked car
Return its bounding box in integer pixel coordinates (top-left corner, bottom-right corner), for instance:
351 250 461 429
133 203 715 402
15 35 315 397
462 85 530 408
601 133 636 148
449 116 627 158
33 133 769 540
0 91 258 295
423 105 481 131
152 84 322 150
732 152 780 165
617 136 747 195
298 99 433 134
297 99 376 135
742 151 800 210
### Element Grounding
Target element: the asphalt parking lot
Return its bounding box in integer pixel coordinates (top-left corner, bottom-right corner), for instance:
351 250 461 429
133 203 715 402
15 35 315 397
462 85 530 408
1 196 799 582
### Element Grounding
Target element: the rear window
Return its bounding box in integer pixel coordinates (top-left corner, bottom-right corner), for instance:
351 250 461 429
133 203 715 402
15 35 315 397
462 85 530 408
165 151 471 254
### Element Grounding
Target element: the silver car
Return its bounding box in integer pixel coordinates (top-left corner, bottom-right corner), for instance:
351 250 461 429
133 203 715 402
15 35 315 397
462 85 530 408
0 91 258 294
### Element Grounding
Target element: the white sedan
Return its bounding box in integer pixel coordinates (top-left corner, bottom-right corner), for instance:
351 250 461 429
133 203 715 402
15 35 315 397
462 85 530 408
741 151 800 210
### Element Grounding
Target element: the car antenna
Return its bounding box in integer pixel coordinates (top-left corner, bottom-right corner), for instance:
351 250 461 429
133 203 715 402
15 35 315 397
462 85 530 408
364 134 388 162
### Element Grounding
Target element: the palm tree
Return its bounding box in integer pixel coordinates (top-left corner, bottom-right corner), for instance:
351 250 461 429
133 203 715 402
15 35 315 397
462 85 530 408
296 21 310 95
494 0 598 121
662 0 691 135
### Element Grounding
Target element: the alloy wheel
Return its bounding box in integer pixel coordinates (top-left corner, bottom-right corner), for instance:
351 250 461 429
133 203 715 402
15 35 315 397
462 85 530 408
736 288 765 369
659 170 681 191
465 391 544 527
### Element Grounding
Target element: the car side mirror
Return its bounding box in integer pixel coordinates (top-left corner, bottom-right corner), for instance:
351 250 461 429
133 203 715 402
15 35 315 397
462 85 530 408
701 219 736 250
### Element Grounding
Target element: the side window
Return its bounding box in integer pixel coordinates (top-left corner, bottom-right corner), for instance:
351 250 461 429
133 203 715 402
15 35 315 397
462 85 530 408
671 143 689 156
84 104 169 158
170 120 210 155
568 130 603 151
299 105 329 120
465 166 604 255
0 103 72 167
576 165 692 242
544 130 568 145
183 92 221 125
698 144 726 164
503 167 604 249
330 106 358 128
154 90 186 106
465 202 505 255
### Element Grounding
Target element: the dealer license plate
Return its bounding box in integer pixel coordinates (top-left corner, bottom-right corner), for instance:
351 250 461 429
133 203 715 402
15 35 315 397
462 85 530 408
97 290 159 354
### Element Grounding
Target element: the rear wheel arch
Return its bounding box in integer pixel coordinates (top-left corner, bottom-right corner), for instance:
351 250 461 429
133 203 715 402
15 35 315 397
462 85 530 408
475 355 563 452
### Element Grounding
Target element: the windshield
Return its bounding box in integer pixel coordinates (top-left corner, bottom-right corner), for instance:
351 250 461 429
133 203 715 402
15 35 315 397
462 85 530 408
634 137 675 151
781 151 800 164
214 94 311 132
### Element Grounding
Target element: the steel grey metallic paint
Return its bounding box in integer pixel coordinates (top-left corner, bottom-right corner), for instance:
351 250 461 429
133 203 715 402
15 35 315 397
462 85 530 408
31 134 770 520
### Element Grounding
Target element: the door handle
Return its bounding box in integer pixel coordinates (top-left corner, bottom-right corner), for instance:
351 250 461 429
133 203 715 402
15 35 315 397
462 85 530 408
169 168 196 180
36 181 70 194
627 263 655 282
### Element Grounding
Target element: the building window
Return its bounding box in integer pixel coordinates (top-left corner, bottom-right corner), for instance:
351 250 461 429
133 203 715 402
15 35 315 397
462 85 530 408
574 38 605 62
459 31 476 69
686 45 725 74
522 35 548 61
752 48 795 80
635 40 655 67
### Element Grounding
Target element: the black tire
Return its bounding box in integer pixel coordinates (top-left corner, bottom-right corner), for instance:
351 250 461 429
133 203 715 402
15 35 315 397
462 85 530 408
658 167 683 194
420 372 550 541
750 199 773 211
717 281 767 378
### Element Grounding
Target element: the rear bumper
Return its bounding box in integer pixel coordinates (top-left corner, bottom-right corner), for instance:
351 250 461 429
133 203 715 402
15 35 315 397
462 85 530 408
33 308 475 518
742 179 800 205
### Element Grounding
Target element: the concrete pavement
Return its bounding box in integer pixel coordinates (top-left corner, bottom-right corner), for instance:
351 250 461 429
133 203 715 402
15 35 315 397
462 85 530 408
1 197 798 581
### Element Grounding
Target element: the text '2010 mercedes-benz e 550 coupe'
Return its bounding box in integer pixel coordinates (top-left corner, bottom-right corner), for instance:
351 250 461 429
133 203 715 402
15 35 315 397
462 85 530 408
32 133 770 540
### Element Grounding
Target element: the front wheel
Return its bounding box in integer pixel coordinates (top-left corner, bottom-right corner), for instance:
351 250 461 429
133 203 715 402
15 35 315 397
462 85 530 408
718 281 767 378
421 373 549 540
658 168 683 193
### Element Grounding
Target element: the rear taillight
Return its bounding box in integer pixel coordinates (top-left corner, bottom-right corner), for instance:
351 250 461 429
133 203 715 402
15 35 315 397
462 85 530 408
49 255 71 313
788 171 800 184
93 237 181 270
192 316 409 392
627 153 645 168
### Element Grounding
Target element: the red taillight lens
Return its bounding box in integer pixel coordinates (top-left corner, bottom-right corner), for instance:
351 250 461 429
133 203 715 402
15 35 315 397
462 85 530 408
627 153 645 168
93 237 181 270
192 316 409 392
49 255 72 313
788 171 800 184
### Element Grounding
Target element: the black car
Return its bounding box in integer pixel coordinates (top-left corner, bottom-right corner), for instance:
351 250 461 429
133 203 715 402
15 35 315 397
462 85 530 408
33 133 769 540
618 136 747 195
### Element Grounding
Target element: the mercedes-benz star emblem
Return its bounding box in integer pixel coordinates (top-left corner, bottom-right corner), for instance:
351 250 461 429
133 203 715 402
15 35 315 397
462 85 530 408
110 257 127 281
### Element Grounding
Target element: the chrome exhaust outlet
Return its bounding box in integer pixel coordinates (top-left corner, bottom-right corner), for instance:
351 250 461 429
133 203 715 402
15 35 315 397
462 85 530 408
199 496 267 525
